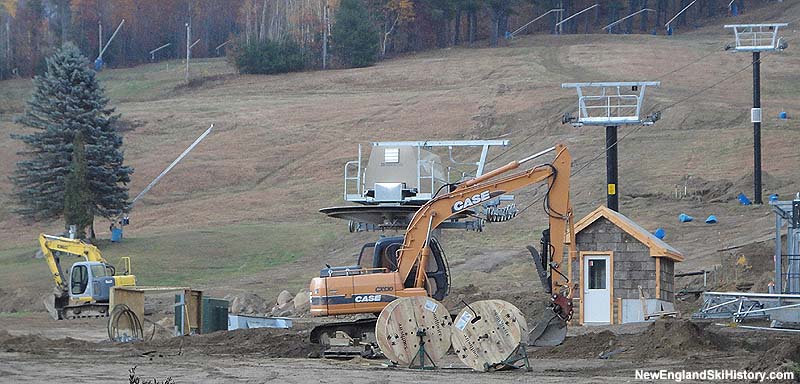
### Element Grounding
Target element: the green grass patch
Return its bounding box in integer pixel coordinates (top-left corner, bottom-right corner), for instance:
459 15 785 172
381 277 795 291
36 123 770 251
0 311 34 318
0 222 337 290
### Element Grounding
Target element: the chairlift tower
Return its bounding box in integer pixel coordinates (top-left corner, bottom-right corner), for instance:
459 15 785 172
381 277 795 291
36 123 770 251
725 23 789 205
562 82 661 212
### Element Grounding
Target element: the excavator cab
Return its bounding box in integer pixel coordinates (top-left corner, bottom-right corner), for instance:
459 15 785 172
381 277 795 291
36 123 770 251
311 236 450 316
68 261 117 304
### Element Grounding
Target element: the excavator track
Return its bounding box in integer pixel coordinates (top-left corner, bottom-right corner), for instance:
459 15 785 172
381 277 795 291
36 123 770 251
63 303 110 320
310 318 379 358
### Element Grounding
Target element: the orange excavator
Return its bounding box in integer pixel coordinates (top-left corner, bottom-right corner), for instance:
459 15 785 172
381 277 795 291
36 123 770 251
309 144 576 350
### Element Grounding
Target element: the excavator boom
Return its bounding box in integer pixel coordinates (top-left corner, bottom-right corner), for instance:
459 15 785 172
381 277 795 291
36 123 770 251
396 144 575 296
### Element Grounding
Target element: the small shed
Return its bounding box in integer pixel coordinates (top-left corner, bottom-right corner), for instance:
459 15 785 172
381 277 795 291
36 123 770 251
569 206 684 325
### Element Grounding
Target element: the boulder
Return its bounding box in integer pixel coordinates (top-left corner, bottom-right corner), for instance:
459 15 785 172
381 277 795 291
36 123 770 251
293 289 310 312
276 290 293 306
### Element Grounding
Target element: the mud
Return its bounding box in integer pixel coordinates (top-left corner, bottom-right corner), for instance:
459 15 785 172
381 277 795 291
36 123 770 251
148 328 323 358
0 330 96 355
537 319 751 361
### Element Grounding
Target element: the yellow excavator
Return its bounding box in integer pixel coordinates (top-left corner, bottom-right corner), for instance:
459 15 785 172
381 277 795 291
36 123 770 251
309 144 576 349
39 233 136 320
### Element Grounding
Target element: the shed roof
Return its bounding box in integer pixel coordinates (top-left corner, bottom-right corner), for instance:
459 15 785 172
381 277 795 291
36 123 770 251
573 206 684 262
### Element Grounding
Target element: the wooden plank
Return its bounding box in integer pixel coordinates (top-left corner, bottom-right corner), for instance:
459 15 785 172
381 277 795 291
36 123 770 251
655 258 661 299
116 286 192 292
451 300 528 372
375 296 452 367
110 287 144 332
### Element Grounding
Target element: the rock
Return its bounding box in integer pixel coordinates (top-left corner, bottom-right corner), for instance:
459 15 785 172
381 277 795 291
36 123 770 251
270 301 294 316
226 293 269 315
276 290 293 306
293 289 310 312
275 309 293 317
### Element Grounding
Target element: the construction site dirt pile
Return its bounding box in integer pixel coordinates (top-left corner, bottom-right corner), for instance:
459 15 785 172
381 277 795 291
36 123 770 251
0 330 95 355
535 320 740 360
149 328 322 358
747 335 800 372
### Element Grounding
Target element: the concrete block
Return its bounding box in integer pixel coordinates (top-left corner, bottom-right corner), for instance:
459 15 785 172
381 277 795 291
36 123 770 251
595 242 617 250
625 241 648 252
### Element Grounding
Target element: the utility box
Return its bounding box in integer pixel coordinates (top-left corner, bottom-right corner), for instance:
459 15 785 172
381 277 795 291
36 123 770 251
201 297 229 334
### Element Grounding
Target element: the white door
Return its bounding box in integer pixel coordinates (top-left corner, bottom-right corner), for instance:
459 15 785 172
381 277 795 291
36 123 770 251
583 255 611 324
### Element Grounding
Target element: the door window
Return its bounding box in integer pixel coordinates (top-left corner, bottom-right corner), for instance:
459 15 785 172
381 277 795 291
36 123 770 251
587 259 606 290
357 244 375 269
71 265 88 295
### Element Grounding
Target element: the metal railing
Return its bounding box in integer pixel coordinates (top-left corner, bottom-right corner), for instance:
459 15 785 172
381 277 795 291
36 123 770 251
343 160 362 200
780 254 800 294
579 95 640 122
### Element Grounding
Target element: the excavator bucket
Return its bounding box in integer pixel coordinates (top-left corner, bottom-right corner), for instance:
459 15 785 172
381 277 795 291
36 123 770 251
43 294 60 320
528 309 567 346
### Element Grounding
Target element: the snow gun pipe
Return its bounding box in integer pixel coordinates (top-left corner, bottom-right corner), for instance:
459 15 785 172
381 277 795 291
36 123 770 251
461 146 556 188
130 124 214 206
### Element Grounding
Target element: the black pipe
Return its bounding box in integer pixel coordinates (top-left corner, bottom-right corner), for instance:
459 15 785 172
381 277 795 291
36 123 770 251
606 126 619 211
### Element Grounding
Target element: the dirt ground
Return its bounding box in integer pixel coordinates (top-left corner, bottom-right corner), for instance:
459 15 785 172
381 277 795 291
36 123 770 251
2 314 798 383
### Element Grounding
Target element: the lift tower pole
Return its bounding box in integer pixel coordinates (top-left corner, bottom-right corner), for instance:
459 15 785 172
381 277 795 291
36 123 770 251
752 50 762 204
606 126 619 211
725 23 788 205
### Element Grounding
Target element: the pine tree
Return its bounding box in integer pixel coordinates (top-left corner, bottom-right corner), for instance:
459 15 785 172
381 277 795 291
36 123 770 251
63 132 92 238
12 42 133 229
332 0 379 68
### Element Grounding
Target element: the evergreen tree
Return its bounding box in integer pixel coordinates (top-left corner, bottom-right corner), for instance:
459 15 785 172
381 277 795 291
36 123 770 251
63 132 92 238
332 0 379 68
12 42 133 230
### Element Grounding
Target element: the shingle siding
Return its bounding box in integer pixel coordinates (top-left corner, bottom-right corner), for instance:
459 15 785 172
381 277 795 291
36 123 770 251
573 217 675 303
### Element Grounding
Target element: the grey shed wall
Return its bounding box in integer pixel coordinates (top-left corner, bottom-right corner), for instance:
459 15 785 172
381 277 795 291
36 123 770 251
571 218 659 301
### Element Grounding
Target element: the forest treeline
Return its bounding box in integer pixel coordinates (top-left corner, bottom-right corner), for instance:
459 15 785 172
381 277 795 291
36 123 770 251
0 0 765 79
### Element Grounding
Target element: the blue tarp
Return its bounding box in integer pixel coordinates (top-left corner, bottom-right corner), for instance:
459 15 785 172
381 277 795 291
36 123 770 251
738 193 752 205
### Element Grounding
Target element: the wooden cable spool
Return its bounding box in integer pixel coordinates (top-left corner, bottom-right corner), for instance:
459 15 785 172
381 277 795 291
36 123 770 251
451 300 529 372
375 296 452 367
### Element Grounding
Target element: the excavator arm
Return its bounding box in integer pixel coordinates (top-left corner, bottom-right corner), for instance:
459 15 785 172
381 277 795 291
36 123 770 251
396 144 576 296
39 234 109 291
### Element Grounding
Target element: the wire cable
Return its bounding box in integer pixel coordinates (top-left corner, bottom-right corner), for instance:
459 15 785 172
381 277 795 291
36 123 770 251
108 303 144 342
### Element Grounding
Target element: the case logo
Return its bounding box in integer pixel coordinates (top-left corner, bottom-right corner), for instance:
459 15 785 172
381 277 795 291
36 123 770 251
354 294 382 303
452 191 492 212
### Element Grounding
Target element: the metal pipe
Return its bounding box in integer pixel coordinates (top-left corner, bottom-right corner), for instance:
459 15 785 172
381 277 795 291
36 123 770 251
149 43 171 56
130 124 214 207
717 324 800 333
665 0 697 28
519 146 557 164
99 19 125 59
556 4 598 27
214 40 231 51
736 302 800 316
510 9 564 38
603 9 655 31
